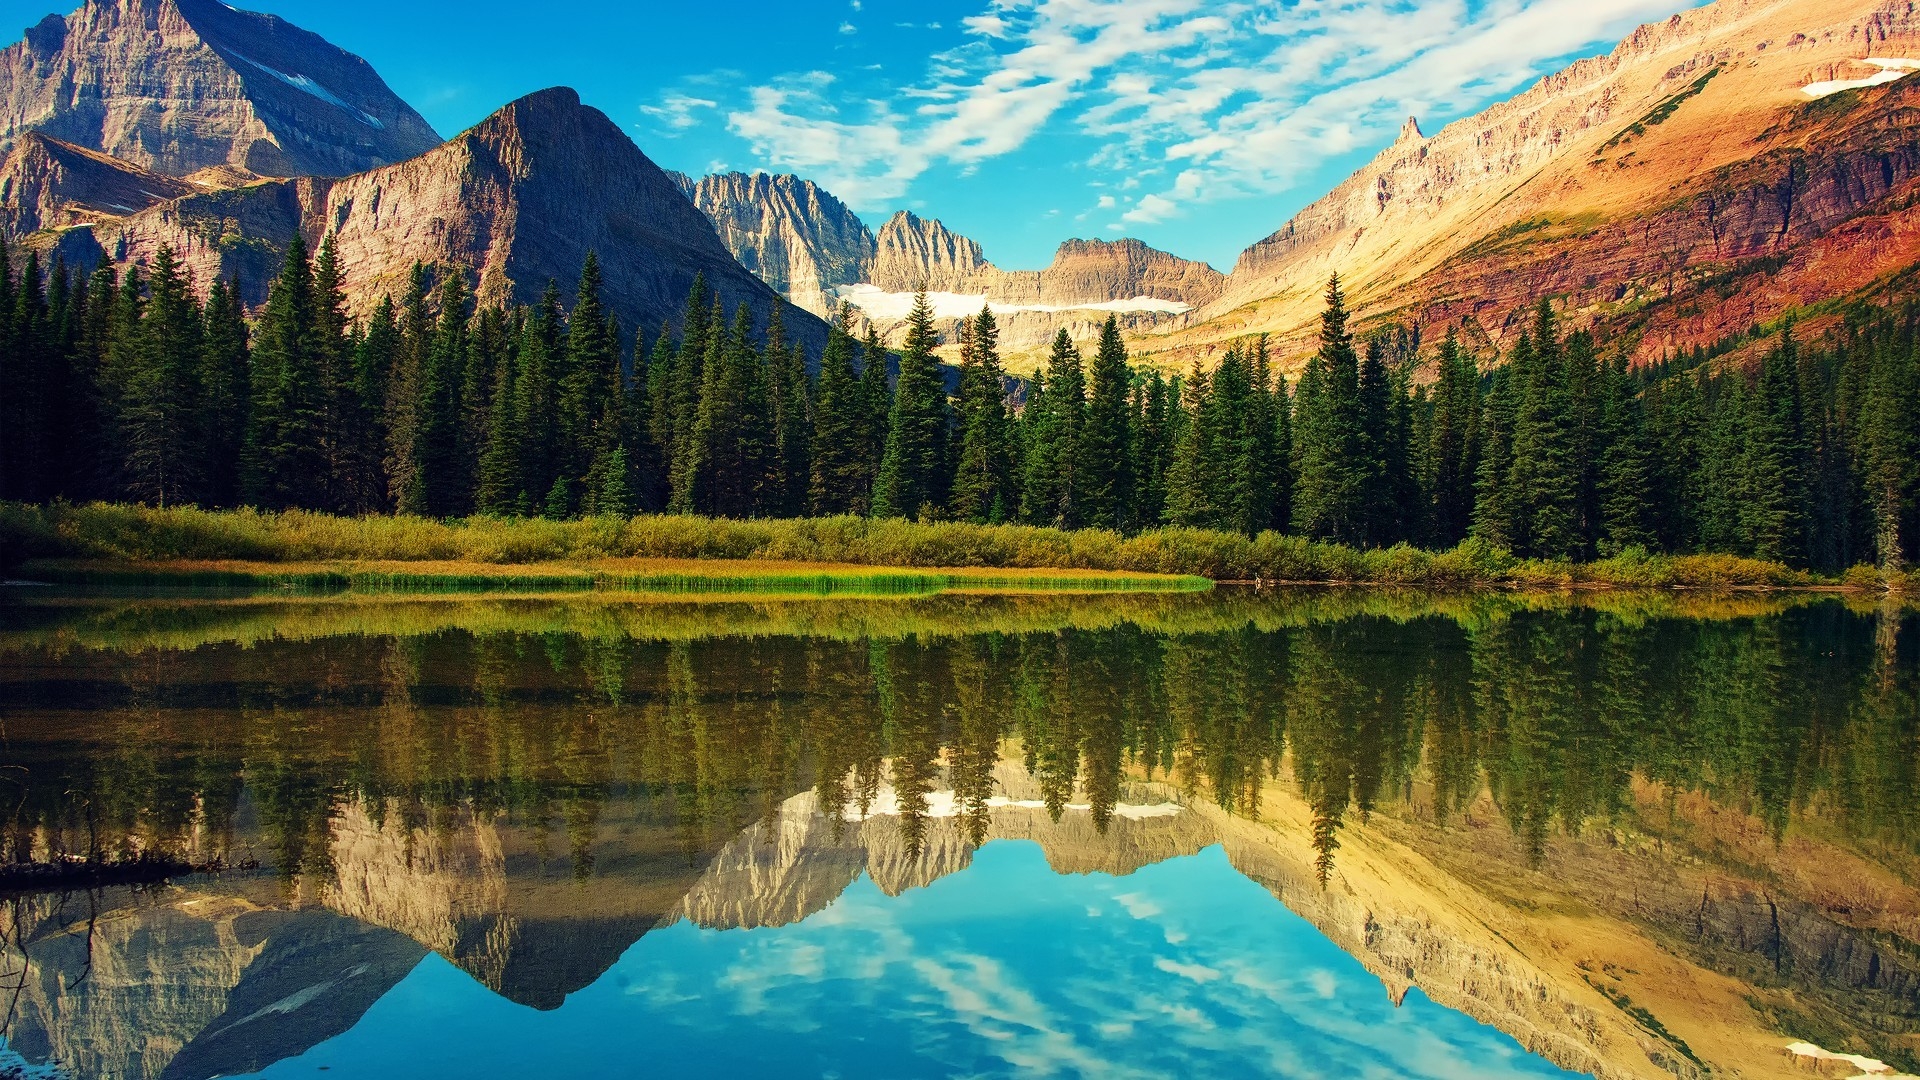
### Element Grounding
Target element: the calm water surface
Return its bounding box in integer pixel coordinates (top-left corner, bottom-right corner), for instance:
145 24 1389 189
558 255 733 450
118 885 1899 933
0 587 1914 1079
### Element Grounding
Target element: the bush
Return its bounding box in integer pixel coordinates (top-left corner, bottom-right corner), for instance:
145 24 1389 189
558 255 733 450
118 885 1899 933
0 502 1857 590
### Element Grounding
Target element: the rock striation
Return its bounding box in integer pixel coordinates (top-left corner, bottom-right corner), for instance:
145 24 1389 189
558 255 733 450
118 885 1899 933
678 171 877 316
46 87 823 348
1167 0 1920 369
0 0 442 178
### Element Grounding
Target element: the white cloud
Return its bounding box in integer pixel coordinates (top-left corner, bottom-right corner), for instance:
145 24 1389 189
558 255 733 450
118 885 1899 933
638 92 717 133
839 20 857 34
1121 193 1177 225
722 0 1684 225
1096 194 1116 208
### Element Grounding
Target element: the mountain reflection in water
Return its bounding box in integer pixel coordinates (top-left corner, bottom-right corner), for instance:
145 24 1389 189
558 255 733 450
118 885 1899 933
0 588 1914 1079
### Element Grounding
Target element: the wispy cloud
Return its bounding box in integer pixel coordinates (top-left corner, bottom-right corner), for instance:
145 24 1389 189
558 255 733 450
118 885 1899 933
639 91 718 133
723 0 1683 224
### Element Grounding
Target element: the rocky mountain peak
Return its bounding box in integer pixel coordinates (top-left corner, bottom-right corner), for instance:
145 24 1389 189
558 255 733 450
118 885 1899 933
681 170 877 315
1397 115 1424 142
871 209 991 291
47 84 823 351
0 0 441 177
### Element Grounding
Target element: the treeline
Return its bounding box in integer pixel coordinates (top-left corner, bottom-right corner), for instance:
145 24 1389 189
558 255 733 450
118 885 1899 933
1 238 1915 573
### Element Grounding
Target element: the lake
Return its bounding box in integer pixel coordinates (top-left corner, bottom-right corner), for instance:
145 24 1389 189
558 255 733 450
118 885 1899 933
0 587 1914 1079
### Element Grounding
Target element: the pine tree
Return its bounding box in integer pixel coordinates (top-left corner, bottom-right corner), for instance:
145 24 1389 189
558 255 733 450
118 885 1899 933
951 306 1016 523
1595 355 1654 553
1133 371 1174 527
400 271 471 517
384 263 434 508
1472 361 1519 550
1164 358 1215 527
765 306 813 516
1424 330 1479 547
1080 315 1134 530
1505 302 1580 558
1858 321 1919 570
669 294 725 513
810 305 869 515
559 252 616 494
1739 330 1810 563
513 285 563 514
117 248 206 506
1020 328 1085 527
475 312 525 516
199 278 250 508
1292 276 1366 542
872 290 952 520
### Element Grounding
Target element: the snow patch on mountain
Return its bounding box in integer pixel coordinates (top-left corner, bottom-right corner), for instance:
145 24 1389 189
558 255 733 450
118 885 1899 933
835 283 1191 321
230 52 386 129
1802 58 1920 99
843 785 1183 822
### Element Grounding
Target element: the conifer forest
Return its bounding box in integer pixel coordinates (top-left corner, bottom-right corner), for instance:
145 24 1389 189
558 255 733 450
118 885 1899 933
4 238 1914 574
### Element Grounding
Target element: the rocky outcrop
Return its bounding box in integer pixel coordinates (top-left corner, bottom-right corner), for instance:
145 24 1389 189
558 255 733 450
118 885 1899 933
0 131 196 236
1168 0 1920 369
867 212 1224 308
0 0 442 178
48 87 824 347
679 171 877 316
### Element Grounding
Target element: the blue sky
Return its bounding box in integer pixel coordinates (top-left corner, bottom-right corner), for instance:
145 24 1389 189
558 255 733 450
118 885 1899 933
6 0 1690 268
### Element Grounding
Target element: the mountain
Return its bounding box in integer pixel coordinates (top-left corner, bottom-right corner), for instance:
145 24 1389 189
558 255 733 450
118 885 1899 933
0 131 197 234
0 0 441 178
671 174 1222 367
1167 0 1920 368
46 87 822 346
678 171 876 316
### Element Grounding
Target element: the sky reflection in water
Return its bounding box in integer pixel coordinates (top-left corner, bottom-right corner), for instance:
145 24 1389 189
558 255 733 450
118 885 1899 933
241 842 1577 1080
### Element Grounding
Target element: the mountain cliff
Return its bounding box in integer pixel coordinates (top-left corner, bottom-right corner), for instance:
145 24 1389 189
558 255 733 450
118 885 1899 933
47 87 822 346
678 171 876 316
1167 0 1920 369
0 131 197 235
672 175 1222 366
0 0 442 178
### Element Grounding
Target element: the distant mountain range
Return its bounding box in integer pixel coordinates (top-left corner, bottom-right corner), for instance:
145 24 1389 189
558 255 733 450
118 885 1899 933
3 0 1919 371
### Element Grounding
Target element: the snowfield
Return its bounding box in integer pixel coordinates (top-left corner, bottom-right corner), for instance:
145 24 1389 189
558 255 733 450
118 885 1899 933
834 283 1192 321
231 52 387 129
1802 57 1920 98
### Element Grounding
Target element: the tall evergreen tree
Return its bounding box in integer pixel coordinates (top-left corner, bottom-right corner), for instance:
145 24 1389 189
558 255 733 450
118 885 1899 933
951 306 1017 523
810 305 871 515
199 278 250 508
1595 355 1654 553
1080 315 1135 530
1424 330 1480 547
1292 276 1366 542
1020 328 1086 527
1739 330 1811 563
872 291 952 520
117 248 206 506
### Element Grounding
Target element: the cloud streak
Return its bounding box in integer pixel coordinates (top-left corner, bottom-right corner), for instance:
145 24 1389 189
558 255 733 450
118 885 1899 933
719 0 1685 227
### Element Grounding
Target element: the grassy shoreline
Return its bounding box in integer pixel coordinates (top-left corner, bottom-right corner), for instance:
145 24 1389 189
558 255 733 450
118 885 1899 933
2 503 1913 592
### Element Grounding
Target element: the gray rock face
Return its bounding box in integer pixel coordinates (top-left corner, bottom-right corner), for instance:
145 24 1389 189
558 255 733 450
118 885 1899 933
0 0 442 178
50 87 823 348
679 171 877 316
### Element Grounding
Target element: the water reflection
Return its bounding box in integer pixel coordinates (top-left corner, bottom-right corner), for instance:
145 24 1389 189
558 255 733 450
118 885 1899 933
0 588 1915 1078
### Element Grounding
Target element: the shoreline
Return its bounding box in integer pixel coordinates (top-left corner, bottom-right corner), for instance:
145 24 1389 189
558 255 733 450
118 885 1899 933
2 504 1914 596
